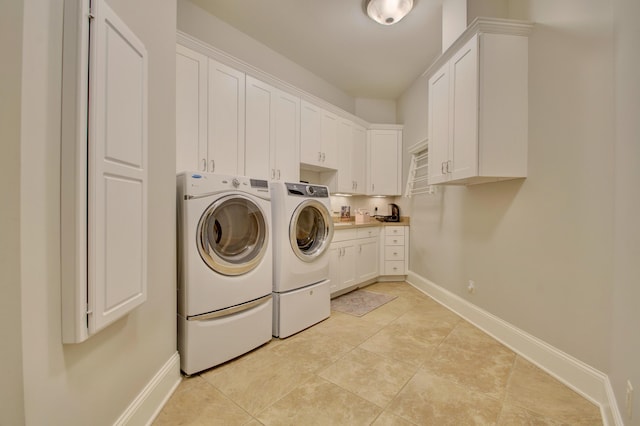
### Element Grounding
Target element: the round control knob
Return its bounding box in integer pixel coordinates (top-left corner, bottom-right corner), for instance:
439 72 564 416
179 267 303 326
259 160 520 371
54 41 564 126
306 186 315 195
232 178 240 188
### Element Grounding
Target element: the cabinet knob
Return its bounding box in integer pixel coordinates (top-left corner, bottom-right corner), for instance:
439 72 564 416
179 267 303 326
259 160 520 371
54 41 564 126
318 151 322 161
210 159 215 172
201 159 207 172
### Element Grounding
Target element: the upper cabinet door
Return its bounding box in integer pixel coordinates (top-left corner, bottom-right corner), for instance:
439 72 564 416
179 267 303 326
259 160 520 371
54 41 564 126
89 0 148 335
450 35 479 181
427 62 450 185
300 100 338 171
300 100 322 166
272 89 300 182
176 45 207 173
321 110 338 169
245 75 273 180
352 124 367 194
368 129 402 196
336 118 354 192
207 58 245 175
245 76 300 181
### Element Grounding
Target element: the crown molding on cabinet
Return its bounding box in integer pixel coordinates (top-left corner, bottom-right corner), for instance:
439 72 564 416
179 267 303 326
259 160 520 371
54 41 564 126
422 17 534 80
177 31 375 130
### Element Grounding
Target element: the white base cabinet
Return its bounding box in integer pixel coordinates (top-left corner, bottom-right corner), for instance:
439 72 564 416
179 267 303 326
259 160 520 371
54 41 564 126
380 226 409 276
329 227 379 295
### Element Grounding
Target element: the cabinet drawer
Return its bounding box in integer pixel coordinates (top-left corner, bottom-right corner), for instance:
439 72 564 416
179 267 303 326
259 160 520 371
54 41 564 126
332 228 357 242
385 235 405 246
384 261 405 275
356 227 379 239
384 246 405 261
384 226 405 237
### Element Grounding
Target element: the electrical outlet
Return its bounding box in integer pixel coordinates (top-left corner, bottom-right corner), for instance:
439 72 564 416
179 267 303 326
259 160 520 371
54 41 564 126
467 280 475 294
627 380 634 421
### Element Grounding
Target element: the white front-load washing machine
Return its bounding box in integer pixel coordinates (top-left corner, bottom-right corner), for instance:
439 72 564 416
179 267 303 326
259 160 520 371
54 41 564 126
270 181 334 338
177 172 273 375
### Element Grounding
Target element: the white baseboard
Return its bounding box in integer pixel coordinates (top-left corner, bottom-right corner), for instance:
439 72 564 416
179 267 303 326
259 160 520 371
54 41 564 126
406 271 622 426
114 351 182 426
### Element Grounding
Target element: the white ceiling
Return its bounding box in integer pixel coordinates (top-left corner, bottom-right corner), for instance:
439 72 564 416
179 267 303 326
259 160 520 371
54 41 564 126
189 0 444 100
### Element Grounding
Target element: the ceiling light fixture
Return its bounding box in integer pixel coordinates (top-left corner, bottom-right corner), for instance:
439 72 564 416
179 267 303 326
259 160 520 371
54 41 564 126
366 0 414 26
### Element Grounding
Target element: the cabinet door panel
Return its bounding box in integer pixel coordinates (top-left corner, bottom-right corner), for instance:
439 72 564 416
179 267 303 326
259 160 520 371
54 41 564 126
427 63 450 184
369 130 400 195
208 59 244 175
300 101 322 166
176 46 207 172
328 245 341 294
273 90 300 181
340 244 357 290
450 35 479 180
245 76 272 180
357 238 378 282
336 118 353 192
321 111 338 169
352 125 366 194
90 0 148 333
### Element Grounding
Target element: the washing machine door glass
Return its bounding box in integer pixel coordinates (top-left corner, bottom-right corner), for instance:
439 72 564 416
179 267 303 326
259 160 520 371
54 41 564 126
197 194 268 276
290 200 334 262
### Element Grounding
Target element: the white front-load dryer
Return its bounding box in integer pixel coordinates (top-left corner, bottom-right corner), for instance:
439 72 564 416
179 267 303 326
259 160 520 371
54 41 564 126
177 172 273 374
270 181 334 338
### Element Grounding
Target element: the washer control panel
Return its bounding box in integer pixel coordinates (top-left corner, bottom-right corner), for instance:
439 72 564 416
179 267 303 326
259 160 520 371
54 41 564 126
285 182 329 198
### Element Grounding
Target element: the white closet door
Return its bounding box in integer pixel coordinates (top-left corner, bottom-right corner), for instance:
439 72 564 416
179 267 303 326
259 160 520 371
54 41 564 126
89 0 148 333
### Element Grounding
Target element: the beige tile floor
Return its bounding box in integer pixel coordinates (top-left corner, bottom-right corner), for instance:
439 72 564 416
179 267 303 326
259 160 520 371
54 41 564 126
154 282 602 425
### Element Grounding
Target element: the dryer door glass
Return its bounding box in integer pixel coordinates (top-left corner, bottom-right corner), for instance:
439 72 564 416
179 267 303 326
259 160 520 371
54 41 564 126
290 200 334 262
197 195 268 276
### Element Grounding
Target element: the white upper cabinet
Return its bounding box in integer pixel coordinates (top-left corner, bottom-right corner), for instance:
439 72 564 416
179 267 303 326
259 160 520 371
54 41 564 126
328 119 367 195
176 45 207 173
176 44 245 174
207 59 245 175
368 128 402 196
245 76 300 182
300 100 338 170
427 19 532 185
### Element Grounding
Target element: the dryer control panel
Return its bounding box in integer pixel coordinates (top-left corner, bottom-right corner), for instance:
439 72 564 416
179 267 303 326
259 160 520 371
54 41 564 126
285 183 329 198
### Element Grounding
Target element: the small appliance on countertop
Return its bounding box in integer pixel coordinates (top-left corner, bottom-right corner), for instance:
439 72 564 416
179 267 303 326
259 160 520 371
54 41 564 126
375 203 400 222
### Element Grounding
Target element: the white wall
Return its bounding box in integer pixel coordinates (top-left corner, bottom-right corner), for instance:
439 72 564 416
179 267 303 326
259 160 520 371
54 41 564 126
395 72 430 215
399 0 615 373
442 0 467 52
177 0 355 114
354 98 397 124
15 0 178 424
610 0 640 421
0 0 25 424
